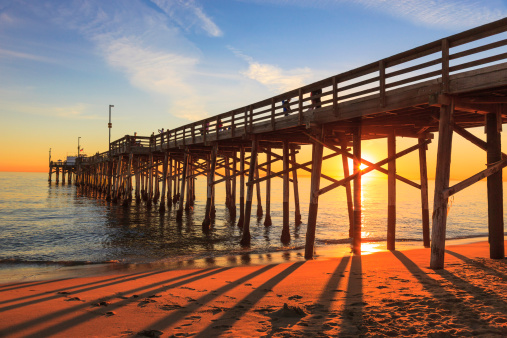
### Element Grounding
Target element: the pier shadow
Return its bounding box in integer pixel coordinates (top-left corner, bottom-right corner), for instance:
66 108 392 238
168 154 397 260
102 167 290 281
302 255 351 336
194 261 306 338
338 255 364 336
392 251 502 334
0 267 229 337
445 249 507 280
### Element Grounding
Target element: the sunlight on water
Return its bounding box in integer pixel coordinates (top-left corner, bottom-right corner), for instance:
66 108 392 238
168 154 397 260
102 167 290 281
0 171 496 268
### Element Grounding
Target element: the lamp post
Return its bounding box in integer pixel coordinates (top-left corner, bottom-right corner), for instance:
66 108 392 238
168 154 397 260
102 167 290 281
78 137 81 158
108 105 114 153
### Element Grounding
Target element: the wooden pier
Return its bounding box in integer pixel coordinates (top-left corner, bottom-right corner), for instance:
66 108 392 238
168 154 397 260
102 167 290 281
49 18 507 268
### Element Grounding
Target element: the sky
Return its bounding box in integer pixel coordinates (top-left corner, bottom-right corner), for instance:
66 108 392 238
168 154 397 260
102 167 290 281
1 0 507 180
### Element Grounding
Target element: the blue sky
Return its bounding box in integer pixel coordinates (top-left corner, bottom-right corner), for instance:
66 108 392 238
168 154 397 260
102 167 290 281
1 0 506 171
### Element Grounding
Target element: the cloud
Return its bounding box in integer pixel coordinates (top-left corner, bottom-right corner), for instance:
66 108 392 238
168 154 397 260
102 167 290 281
229 46 312 93
12 0 222 121
0 48 54 63
353 0 507 29
238 0 507 30
150 0 223 37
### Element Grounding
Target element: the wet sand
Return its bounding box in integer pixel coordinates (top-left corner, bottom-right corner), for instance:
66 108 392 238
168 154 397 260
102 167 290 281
0 240 505 337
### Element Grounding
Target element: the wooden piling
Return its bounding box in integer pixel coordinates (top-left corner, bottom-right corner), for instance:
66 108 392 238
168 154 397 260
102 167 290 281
291 146 302 225
203 145 218 231
176 151 188 221
167 155 172 209
430 100 454 269
255 160 263 218
341 138 354 237
240 136 257 246
418 136 430 248
387 132 396 250
352 125 362 255
231 151 237 218
147 154 153 207
237 146 245 228
159 152 168 213
486 108 504 259
304 127 324 259
281 139 291 244
264 148 272 227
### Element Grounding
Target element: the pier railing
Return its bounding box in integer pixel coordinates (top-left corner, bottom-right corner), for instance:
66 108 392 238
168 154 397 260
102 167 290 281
137 18 507 151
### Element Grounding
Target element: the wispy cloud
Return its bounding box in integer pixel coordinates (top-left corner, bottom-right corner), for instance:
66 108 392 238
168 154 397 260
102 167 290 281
229 46 312 93
0 48 54 63
150 0 223 37
11 0 224 121
353 0 507 29
239 0 507 30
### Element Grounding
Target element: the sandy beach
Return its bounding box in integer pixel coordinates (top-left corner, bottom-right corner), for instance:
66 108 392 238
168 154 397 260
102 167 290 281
0 241 505 337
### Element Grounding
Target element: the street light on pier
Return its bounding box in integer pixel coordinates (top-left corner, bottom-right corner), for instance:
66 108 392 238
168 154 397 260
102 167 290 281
78 137 81 158
108 105 114 154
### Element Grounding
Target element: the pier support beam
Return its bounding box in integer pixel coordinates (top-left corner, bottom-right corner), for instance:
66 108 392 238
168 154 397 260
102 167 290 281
237 146 245 228
341 138 354 237
430 100 454 269
419 136 430 248
176 151 188 221
264 148 272 227
281 139 291 244
487 108 505 259
255 162 263 218
387 132 396 250
147 154 153 208
159 152 168 213
240 136 258 246
352 125 362 255
203 145 218 231
305 127 324 259
291 146 302 226
167 156 172 209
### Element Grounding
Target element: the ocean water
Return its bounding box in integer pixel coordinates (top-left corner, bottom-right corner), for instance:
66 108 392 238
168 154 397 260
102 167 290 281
0 171 499 280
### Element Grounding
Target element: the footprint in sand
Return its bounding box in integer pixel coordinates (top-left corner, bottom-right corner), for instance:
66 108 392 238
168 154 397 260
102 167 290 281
65 297 82 302
92 301 110 307
137 329 163 337
288 295 303 300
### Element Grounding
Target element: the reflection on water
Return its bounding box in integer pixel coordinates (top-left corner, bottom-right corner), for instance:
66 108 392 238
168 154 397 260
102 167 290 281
0 172 497 268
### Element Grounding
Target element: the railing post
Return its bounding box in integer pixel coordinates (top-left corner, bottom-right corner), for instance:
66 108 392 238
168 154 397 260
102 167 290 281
249 106 253 133
298 88 303 125
379 60 386 108
271 98 275 131
333 76 338 116
191 124 195 144
203 121 207 144
442 38 450 93
231 111 236 137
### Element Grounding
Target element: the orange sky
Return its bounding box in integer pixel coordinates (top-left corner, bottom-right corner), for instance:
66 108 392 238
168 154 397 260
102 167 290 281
2 126 505 183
